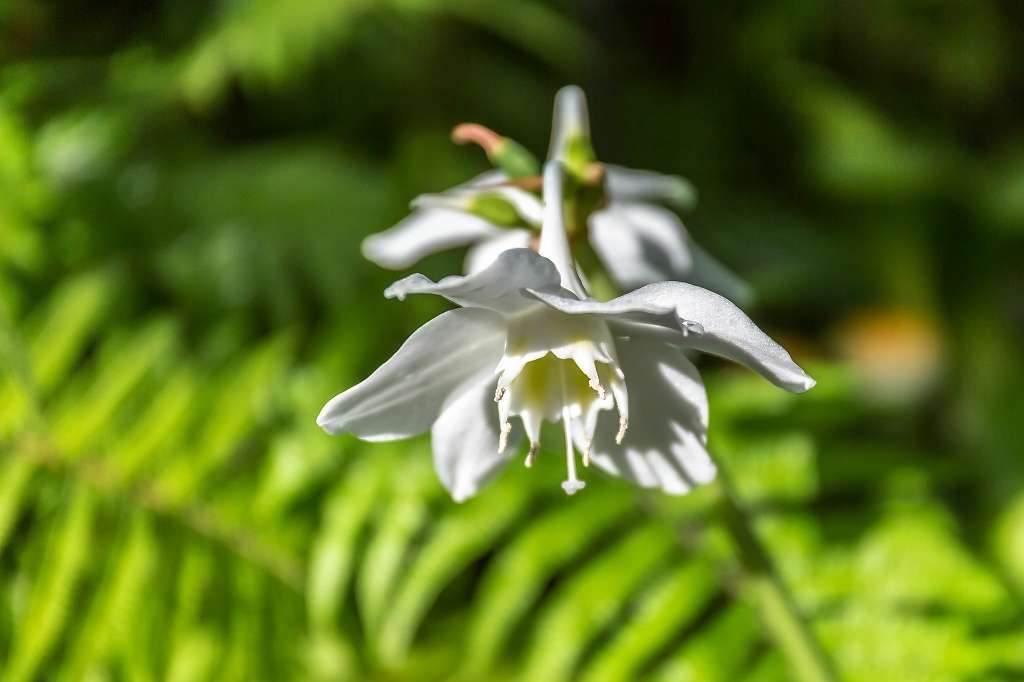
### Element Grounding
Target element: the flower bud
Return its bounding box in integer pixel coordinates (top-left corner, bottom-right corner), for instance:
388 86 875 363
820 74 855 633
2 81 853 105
451 123 540 179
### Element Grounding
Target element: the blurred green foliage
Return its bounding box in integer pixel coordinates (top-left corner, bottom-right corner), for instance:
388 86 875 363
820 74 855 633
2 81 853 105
1 1 1023 680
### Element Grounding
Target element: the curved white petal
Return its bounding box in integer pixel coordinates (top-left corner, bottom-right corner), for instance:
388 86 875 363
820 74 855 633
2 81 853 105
413 185 543 228
539 161 587 297
548 85 590 162
603 164 698 210
385 248 565 315
590 203 693 289
589 337 715 495
590 202 751 304
464 230 534 275
526 282 814 393
431 375 522 502
317 308 507 440
361 209 501 270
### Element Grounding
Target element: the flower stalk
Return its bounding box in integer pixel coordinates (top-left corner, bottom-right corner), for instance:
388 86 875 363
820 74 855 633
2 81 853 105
715 465 839 682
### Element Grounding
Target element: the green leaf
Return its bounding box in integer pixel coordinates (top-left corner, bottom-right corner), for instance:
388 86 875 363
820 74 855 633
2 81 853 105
4 484 96 682
462 489 633 676
518 524 677 681
374 473 534 664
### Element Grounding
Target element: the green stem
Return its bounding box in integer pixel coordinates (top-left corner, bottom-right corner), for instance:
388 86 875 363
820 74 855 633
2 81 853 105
716 467 839 682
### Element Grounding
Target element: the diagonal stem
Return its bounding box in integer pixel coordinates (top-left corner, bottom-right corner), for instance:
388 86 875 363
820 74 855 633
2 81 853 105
715 464 839 682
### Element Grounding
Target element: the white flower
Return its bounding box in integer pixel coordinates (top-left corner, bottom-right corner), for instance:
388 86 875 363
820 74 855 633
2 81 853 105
318 162 813 501
360 86 751 303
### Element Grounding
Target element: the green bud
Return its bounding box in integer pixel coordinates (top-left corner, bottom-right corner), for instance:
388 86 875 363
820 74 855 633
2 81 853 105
468 193 523 227
451 123 539 179
492 138 540 179
562 134 597 181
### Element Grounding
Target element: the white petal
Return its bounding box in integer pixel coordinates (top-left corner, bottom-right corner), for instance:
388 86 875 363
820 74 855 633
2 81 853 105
590 202 751 303
317 308 507 440
548 85 590 162
431 376 522 502
413 184 543 228
384 248 564 315
464 230 534 275
361 209 501 270
589 337 715 495
539 161 587 297
603 164 698 210
589 203 693 289
526 282 814 393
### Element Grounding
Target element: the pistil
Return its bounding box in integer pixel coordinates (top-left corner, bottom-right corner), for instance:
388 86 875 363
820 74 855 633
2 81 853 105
560 405 585 495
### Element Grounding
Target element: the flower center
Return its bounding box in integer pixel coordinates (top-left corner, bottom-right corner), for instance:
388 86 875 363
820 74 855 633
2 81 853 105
494 348 628 495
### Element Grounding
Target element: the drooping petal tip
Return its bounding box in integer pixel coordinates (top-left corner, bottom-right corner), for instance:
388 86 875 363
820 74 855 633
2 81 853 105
315 401 340 434
383 273 432 301
795 372 816 393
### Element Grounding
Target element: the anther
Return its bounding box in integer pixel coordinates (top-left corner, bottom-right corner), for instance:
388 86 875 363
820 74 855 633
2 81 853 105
588 379 606 399
616 417 629 445
498 421 512 454
524 442 538 468
494 385 506 402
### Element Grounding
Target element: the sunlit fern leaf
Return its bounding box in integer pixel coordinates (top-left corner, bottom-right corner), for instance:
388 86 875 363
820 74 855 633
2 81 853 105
374 469 536 665
0 268 119 438
56 510 156 682
650 603 763 682
151 332 295 504
49 317 180 457
518 523 679 680
356 448 439 638
577 559 720 682
1 272 1023 682
307 452 389 632
4 483 95 682
461 488 635 677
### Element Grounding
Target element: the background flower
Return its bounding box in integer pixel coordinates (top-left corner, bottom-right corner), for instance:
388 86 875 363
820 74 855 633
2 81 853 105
361 87 752 304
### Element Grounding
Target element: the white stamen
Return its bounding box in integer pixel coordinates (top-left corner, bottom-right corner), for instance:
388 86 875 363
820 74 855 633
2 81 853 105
560 406 585 495
616 416 628 445
498 421 512 454
494 385 506 402
588 379 606 399
582 441 591 467
524 442 538 468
